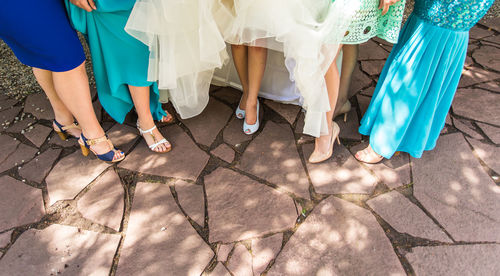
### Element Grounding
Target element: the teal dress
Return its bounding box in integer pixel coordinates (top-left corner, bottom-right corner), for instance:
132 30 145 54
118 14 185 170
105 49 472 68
359 0 494 159
65 0 166 124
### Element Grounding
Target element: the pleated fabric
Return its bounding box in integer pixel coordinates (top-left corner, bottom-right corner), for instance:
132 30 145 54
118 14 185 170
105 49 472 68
213 0 358 137
65 0 166 124
125 0 228 119
359 13 469 159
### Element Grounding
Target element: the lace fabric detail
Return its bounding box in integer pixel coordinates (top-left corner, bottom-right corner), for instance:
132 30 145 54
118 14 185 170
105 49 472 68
414 0 495 31
340 0 406 44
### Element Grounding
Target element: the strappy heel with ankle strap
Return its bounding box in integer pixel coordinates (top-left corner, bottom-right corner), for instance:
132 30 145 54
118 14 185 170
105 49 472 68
137 122 171 153
53 120 81 140
79 134 125 163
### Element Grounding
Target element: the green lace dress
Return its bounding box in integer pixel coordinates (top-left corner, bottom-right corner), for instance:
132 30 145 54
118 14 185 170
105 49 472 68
342 0 407 44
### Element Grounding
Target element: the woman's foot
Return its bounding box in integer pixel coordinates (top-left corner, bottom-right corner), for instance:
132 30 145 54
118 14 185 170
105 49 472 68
158 111 174 124
309 122 341 163
137 120 171 153
243 100 260 135
355 144 383 164
79 134 125 163
236 93 248 119
53 119 82 140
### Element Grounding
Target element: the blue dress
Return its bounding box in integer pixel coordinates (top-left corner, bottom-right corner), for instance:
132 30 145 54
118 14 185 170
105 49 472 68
0 0 85 72
65 0 166 124
358 0 494 159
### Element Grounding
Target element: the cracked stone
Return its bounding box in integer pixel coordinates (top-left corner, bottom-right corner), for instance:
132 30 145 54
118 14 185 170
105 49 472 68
0 176 44 231
238 121 310 198
218 244 233 262
473 45 500 72
0 224 120 275
48 132 78 147
6 117 36 133
119 124 210 181
106 123 139 153
359 40 389 60
453 118 483 140
406 244 500 276
263 100 301 125
223 117 252 149
467 137 500 175
19 148 61 184
476 122 500 144
459 66 500 88
77 170 124 231
268 196 405 276
350 142 411 189
349 65 372 97
0 230 12 248
367 191 451 242
360 60 386 76
46 151 111 205
23 124 52 148
174 180 205 226
0 142 37 174
357 94 371 117
24 93 54 120
469 26 494 40
304 143 378 194
413 133 500 242
212 87 242 105
205 168 297 243
0 106 22 124
483 34 500 45
181 98 232 147
116 182 214 275
252 234 283 275
453 88 500 125
0 98 18 110
480 17 500 32
476 81 500 93
211 144 235 163
227 243 253 276
210 263 231 276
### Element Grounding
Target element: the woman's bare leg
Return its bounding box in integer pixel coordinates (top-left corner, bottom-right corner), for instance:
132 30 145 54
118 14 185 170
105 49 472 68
245 46 267 125
51 62 123 159
129 85 170 153
231 44 250 111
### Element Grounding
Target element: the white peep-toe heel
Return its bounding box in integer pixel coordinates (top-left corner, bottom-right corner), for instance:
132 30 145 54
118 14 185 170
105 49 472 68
243 100 260 135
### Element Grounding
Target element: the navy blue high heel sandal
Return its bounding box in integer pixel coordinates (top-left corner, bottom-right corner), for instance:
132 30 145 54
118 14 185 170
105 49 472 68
78 134 125 163
53 120 81 140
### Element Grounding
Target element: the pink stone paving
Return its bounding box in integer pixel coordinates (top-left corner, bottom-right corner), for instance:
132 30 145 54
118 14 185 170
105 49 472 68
1 24 500 274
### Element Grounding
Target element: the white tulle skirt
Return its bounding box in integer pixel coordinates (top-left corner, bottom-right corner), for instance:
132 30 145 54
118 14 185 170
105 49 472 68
125 0 228 119
213 0 358 137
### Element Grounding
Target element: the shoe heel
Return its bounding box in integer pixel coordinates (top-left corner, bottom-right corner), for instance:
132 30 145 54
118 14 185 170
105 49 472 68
80 144 90 157
56 131 68 141
337 137 341 145
344 113 348 122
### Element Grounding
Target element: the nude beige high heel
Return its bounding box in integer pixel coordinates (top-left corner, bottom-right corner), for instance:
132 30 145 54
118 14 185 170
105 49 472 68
309 122 341 164
337 101 352 122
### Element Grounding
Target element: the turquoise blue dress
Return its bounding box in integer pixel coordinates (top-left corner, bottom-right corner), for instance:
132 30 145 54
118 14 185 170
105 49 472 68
65 0 166 124
358 0 494 159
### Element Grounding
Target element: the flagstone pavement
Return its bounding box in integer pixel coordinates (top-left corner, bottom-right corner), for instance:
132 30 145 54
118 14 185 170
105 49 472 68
1 21 500 276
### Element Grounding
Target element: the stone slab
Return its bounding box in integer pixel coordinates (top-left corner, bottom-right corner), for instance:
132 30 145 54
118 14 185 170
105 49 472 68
48 132 78 147
0 134 21 169
477 122 500 144
6 117 36 133
335 107 362 141
252 234 283 275
406 245 500 276
480 17 500 32
227 243 253 276
46 151 111 205
459 66 500 88
238 121 310 199
212 87 241 104
453 88 500 126
268 197 405 276
24 93 54 120
174 180 205 226
367 191 451 242
223 117 252 150
116 182 214 275
453 118 483 139
349 65 373 97
350 142 411 189
469 26 494 40
181 98 232 147
467 138 500 174
106 123 139 154
217 244 233 262
0 176 44 231
413 133 500 242
77 170 124 231
205 168 297 243
0 230 12 248
359 40 390 60
0 142 37 174
0 106 22 125
0 224 120 275
211 144 235 163
210 263 231 276
23 124 52 148
304 143 378 194
477 81 500 93
360 60 386 76
263 100 301 125
19 148 62 184
473 45 500 72
119 124 210 181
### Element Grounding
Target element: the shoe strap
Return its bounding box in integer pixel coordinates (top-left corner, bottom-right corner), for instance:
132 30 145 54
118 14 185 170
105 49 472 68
84 135 111 147
148 138 169 150
138 125 157 135
61 123 81 131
